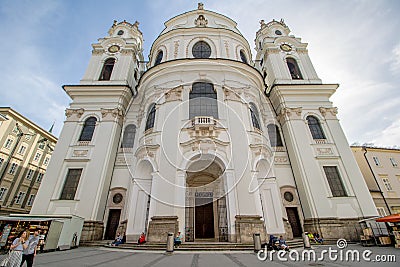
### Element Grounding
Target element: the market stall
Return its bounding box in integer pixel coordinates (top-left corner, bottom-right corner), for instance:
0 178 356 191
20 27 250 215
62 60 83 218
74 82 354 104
0 214 84 252
376 213 400 248
359 217 390 246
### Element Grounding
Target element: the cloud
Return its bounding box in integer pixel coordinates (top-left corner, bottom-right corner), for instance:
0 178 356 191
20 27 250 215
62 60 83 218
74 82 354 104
0 0 399 147
391 43 400 74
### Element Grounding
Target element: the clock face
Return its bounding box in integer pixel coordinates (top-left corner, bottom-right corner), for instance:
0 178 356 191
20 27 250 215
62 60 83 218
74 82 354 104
108 45 120 53
280 44 292 52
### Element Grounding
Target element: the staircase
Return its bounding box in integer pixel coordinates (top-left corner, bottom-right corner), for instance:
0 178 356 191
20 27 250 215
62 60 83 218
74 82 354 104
99 238 304 251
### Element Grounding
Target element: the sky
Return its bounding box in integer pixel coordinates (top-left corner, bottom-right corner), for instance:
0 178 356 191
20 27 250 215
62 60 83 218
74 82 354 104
0 0 399 147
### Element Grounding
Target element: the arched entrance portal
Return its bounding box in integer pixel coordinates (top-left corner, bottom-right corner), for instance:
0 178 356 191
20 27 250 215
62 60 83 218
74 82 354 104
185 160 228 242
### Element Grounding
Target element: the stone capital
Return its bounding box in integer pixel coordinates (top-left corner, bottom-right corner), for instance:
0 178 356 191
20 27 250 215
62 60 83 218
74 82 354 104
101 107 124 124
319 107 338 118
277 107 302 124
65 108 85 121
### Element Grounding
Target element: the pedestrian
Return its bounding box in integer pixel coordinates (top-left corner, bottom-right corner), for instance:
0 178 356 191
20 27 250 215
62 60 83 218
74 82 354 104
20 230 40 267
1 230 29 267
174 232 183 248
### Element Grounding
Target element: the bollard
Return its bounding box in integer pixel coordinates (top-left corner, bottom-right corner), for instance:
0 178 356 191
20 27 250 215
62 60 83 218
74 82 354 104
253 233 261 252
303 232 311 249
166 232 174 253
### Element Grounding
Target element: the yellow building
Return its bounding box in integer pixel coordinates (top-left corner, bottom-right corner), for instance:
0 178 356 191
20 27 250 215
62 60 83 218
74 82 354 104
352 146 400 216
0 107 57 215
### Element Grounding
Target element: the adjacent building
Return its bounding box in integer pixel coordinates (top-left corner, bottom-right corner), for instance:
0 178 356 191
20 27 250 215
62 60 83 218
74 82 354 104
352 146 400 216
0 107 57 215
31 4 377 243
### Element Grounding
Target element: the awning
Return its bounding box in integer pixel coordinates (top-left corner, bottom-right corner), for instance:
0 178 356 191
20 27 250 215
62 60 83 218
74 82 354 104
0 216 52 222
376 213 400 223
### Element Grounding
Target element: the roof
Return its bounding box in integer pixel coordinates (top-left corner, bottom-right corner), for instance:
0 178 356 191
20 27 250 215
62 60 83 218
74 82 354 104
0 107 57 141
376 213 400 223
351 145 400 152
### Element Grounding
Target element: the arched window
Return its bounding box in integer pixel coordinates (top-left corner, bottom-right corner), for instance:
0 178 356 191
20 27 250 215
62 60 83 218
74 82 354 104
286 58 303 80
249 103 261 131
192 41 211 58
121 124 136 148
145 104 156 131
189 82 218 119
306 116 326 139
154 51 163 66
267 124 283 147
79 117 97 141
99 58 115 80
240 50 248 64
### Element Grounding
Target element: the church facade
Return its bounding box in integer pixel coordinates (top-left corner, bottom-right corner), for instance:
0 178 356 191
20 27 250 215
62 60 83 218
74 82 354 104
31 4 378 243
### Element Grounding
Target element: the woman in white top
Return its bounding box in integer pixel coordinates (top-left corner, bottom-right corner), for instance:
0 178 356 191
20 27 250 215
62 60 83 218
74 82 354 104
3 230 29 267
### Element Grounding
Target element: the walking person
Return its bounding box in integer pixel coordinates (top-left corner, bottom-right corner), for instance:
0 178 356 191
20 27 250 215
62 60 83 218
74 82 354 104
20 230 40 267
1 230 29 267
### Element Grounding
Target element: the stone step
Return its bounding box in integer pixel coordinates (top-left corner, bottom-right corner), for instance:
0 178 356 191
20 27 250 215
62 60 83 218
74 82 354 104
103 238 305 251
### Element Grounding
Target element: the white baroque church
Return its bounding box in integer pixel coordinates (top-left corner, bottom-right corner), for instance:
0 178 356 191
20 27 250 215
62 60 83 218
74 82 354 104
31 3 378 243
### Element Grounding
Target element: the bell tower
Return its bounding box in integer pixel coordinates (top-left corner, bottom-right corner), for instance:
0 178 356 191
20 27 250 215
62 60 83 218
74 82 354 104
255 19 321 91
31 20 144 241
81 20 144 88
255 19 378 240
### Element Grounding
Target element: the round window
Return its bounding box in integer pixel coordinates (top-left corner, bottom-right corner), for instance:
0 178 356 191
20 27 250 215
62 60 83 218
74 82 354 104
117 30 124 36
275 30 282 35
284 192 294 202
113 193 123 204
192 41 211 58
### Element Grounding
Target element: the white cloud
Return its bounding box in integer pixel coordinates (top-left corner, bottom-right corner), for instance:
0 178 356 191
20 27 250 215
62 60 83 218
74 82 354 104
0 0 399 147
391 43 400 74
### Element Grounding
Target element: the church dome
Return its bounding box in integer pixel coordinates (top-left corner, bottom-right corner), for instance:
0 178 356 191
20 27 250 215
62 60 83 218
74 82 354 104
148 3 252 66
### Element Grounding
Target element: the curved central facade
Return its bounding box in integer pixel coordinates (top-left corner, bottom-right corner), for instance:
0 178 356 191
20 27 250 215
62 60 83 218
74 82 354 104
32 4 378 244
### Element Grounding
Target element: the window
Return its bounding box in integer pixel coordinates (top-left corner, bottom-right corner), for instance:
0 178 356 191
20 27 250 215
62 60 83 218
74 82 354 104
60 169 83 200
34 152 41 161
99 58 115 80
26 169 34 180
4 139 13 149
18 145 27 155
306 116 326 140
376 207 387 217
267 124 283 147
249 103 261 131
373 156 380 166
27 194 35 206
189 82 218 119
117 30 124 35
15 191 26 204
145 104 156 131
0 158 3 168
240 50 248 64
286 58 303 79
79 117 97 141
323 166 347 197
154 51 163 66
192 41 211 58
36 173 44 183
382 178 393 191
0 188 7 201
121 124 136 148
8 163 18 175
390 157 398 167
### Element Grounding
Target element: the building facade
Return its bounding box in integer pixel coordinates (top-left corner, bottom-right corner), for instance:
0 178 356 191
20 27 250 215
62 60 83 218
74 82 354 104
352 146 400 216
31 4 377 243
0 107 56 215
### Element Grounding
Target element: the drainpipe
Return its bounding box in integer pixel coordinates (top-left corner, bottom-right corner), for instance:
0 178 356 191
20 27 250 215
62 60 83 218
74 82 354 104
362 146 391 215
